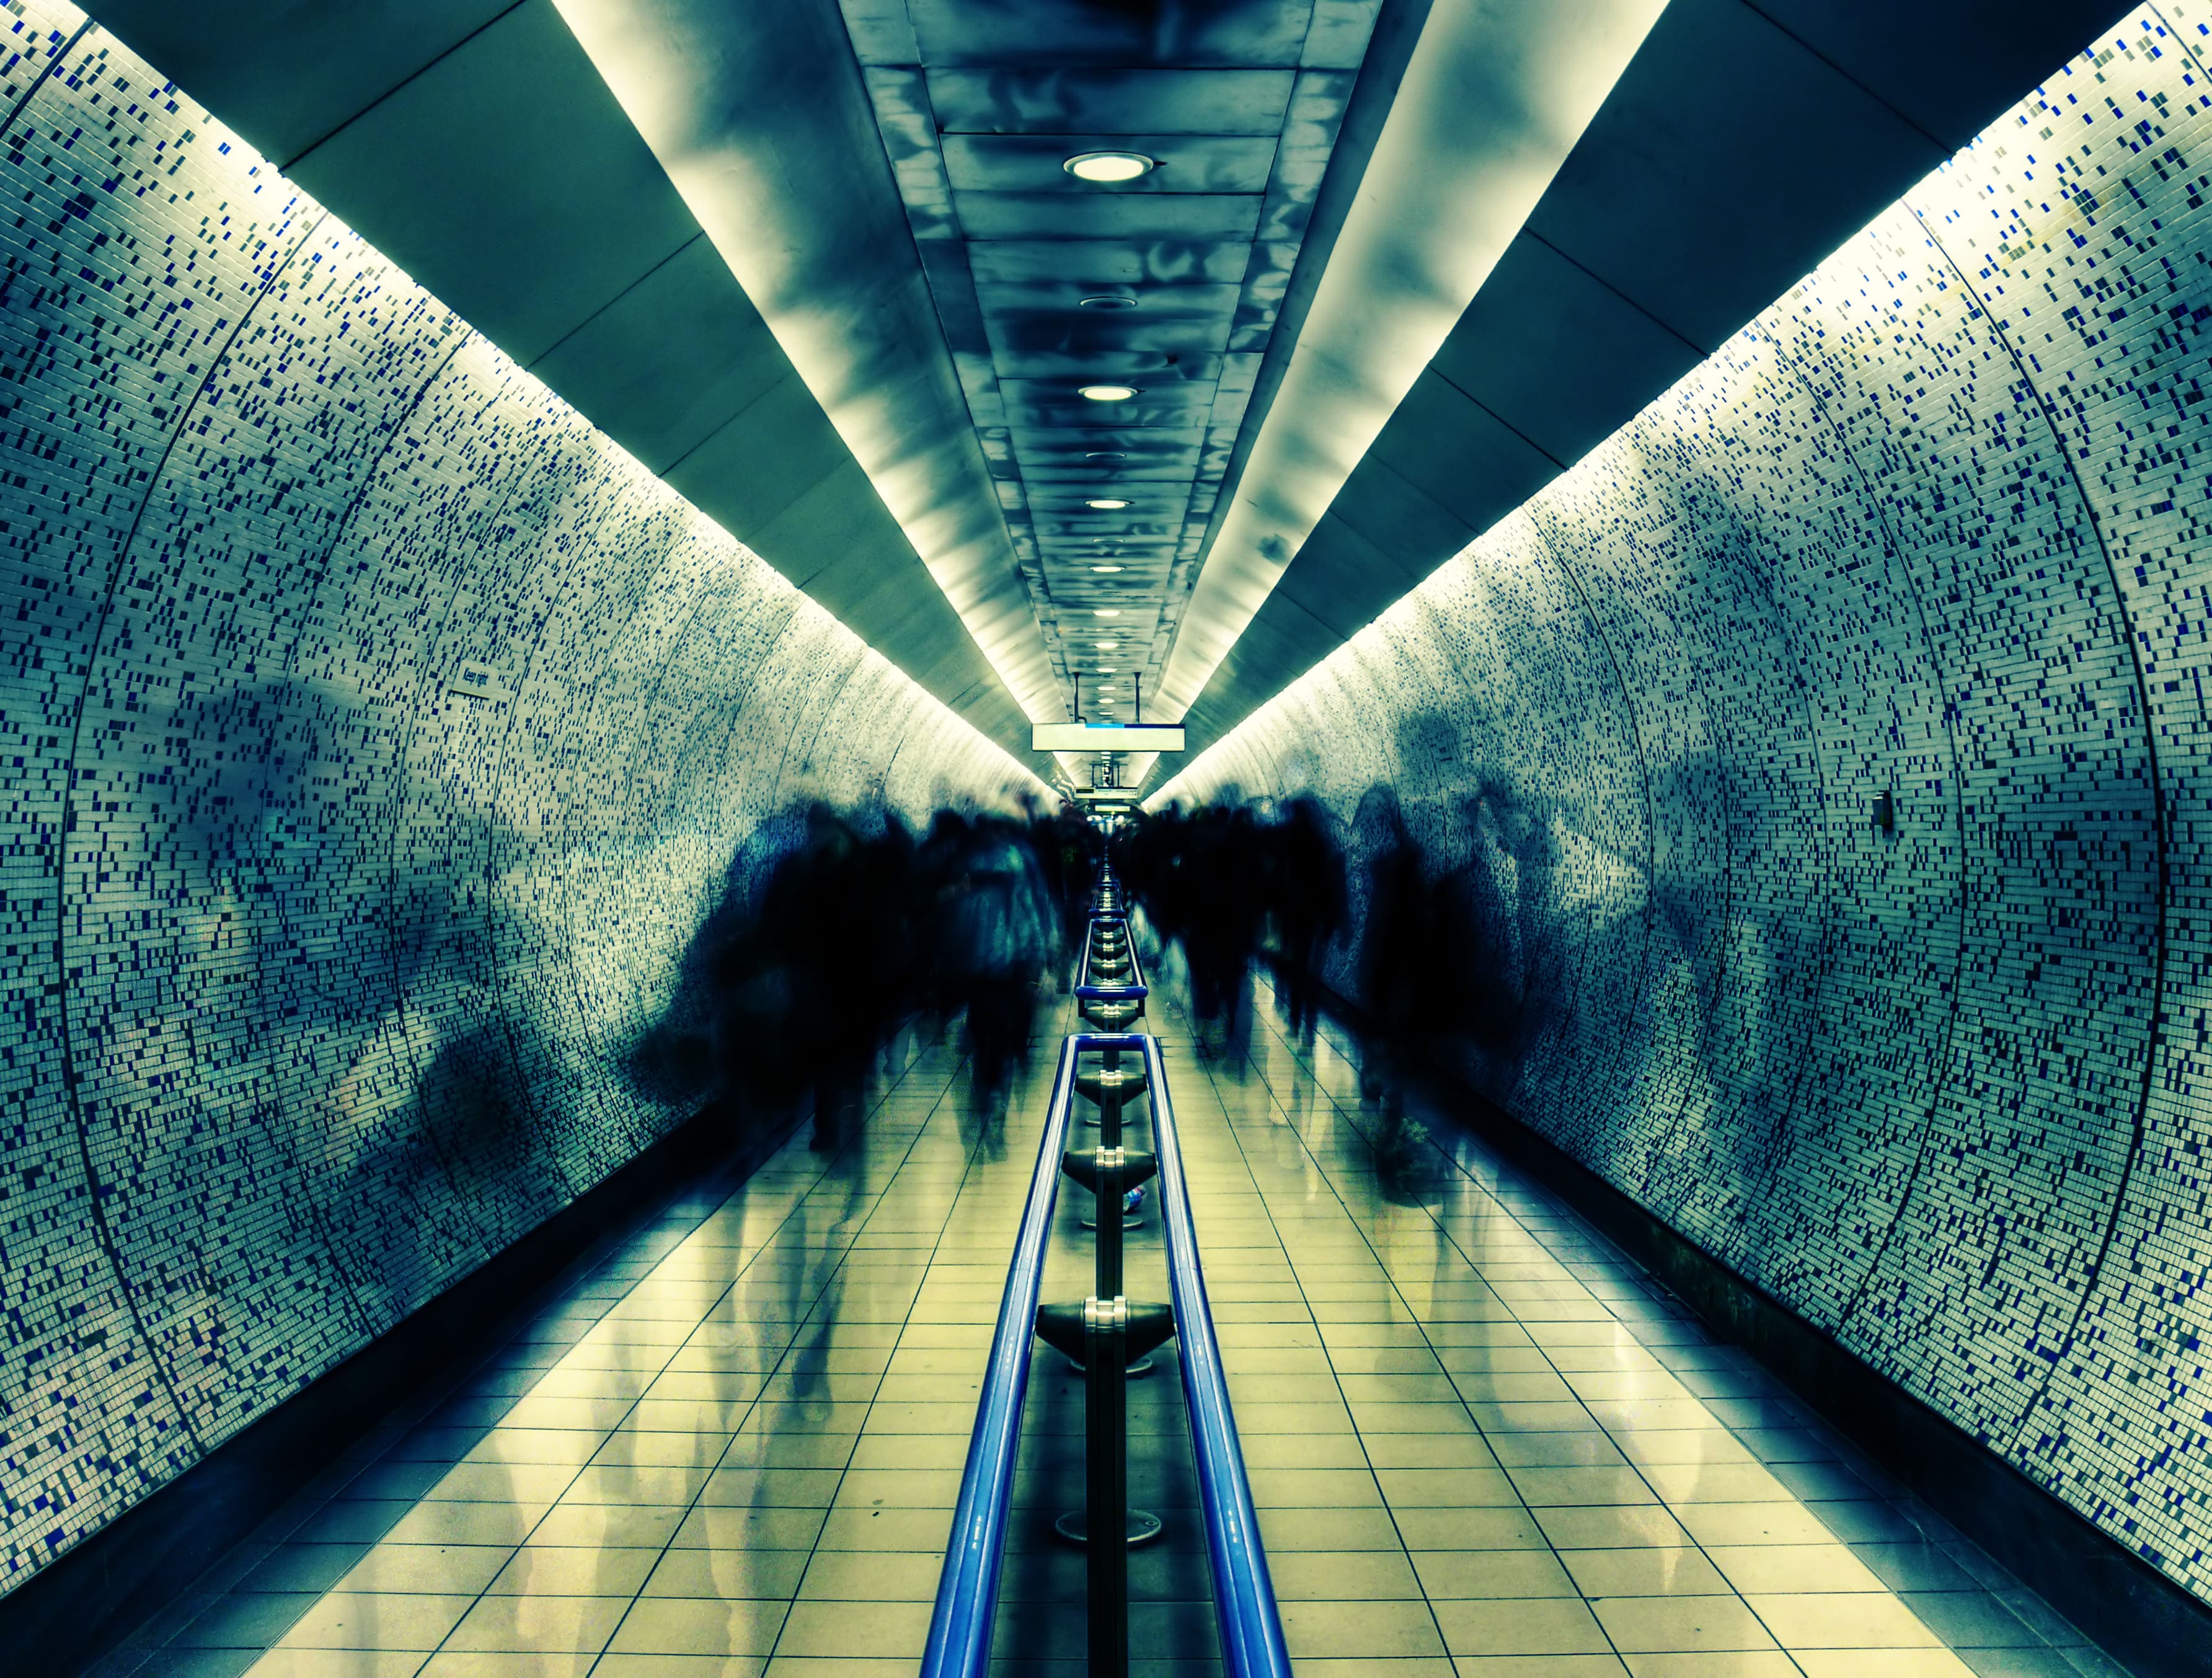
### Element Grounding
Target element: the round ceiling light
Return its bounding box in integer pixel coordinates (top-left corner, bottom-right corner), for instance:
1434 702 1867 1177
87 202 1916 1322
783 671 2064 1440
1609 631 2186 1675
1064 151 1156 183
1086 498 1130 510
1078 383 1138 402
1091 564 1125 573
1077 294 1139 310
1093 608 1121 617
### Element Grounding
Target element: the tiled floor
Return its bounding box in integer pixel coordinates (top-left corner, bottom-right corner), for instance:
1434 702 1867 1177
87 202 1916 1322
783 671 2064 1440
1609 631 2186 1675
1169 970 2133 1678
90 960 2133 1678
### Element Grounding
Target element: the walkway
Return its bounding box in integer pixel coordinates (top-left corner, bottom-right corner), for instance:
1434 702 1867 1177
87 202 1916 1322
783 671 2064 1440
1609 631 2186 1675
92 979 2128 1677
1168 976 2128 1677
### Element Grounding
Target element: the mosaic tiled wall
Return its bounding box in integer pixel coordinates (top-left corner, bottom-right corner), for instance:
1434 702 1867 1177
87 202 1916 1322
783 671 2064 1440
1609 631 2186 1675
0 0 1038 1592
1164 8 2212 1609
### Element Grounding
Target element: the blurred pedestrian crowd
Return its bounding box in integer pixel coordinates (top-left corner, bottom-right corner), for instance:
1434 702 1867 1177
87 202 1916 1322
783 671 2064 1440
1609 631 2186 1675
632 780 1557 1159
1125 786 1559 1115
630 800 1101 1148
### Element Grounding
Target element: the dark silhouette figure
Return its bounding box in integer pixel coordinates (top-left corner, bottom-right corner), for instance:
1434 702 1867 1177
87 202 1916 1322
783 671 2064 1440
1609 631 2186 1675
1180 804 1267 1058
1355 788 1436 1119
943 818 1058 1121
759 804 879 1150
1269 796 1347 1042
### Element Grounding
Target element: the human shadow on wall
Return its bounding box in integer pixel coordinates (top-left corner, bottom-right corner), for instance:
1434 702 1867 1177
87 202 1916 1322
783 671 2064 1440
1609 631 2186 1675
81 674 591 1395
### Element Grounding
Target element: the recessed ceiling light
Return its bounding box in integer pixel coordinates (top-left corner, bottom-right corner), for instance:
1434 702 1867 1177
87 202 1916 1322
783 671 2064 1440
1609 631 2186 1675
1093 609 1121 617
1078 384 1138 402
1086 498 1130 510
1064 151 1156 183
1091 564 1125 573
1077 294 1139 310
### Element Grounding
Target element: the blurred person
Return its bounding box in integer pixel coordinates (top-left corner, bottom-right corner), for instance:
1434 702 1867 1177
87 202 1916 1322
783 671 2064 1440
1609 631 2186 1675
1354 786 1436 1121
1269 795 1347 1042
862 808 921 1078
759 802 877 1151
944 817 1059 1121
1182 802 1267 1058
1045 803 1098 990
916 808 975 1028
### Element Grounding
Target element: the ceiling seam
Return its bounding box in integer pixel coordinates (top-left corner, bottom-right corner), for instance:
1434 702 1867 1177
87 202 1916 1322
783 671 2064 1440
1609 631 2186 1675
1518 227 1714 356
523 228 707 372
1422 368 1572 472
1734 0 1961 154
275 0 531 172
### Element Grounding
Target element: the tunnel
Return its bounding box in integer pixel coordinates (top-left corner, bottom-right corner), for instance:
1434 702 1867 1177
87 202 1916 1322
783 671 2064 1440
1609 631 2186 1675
1 0 2208 1673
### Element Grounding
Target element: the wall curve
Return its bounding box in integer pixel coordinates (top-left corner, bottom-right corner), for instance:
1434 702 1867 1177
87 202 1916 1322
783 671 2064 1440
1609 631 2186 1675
1162 7 2212 1607
0 1 1038 1591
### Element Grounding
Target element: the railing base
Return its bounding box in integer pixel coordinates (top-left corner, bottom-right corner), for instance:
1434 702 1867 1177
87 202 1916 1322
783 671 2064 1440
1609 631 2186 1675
1064 1354 1155 1377
1053 1509 1164 1547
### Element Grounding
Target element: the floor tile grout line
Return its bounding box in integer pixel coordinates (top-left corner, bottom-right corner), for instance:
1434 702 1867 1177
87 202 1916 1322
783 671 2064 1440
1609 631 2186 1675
400 1057 931 1677
228 1033 950 1675
748 1008 1077 1671
578 1043 973 1676
1246 998 1832 1674
1243 977 2042 1672
1267 982 2111 1661
1174 993 1637 1674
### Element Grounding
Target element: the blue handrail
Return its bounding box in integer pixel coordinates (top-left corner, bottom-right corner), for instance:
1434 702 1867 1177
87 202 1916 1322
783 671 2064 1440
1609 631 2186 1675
1141 1033 1293 1678
922 947 1287 1674
918 1033 1083 1678
1074 911 1148 1002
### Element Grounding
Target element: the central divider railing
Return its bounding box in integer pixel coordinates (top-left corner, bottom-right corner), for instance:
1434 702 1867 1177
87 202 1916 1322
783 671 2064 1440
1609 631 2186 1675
918 1035 1080 1678
919 870 1291 1678
1138 1030 1289 1678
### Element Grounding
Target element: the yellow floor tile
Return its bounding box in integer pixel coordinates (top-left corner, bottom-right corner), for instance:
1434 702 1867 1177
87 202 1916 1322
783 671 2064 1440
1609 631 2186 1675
604 1597 788 1658
442 1594 627 1654
1745 1590 1943 1648
1590 1593 1779 1653
275 1591 477 1651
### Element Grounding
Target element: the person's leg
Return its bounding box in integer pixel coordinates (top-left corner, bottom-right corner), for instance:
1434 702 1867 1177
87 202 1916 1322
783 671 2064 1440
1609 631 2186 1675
967 983 1008 1112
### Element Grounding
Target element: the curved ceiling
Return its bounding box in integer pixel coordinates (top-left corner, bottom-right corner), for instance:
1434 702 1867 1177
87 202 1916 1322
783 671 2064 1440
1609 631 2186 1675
79 0 2129 792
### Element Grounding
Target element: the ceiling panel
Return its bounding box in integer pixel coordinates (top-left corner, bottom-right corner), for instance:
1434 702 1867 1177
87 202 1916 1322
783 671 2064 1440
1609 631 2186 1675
1427 233 1702 470
1366 372 1562 536
283 2 700 367
952 193 1262 244
1753 0 2121 151
925 68 1299 134
529 236 793 474
1525 0 1946 353
842 0 1392 757
76 0 516 167
904 0 1313 64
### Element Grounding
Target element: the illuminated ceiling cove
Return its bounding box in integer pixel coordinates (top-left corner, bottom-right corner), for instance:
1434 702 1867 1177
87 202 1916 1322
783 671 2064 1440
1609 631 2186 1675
1152 0 1666 723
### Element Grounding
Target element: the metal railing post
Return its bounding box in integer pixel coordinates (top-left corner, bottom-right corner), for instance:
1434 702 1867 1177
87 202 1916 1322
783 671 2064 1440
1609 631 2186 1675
1063 1145 1157 1297
1035 1296 1175 1678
